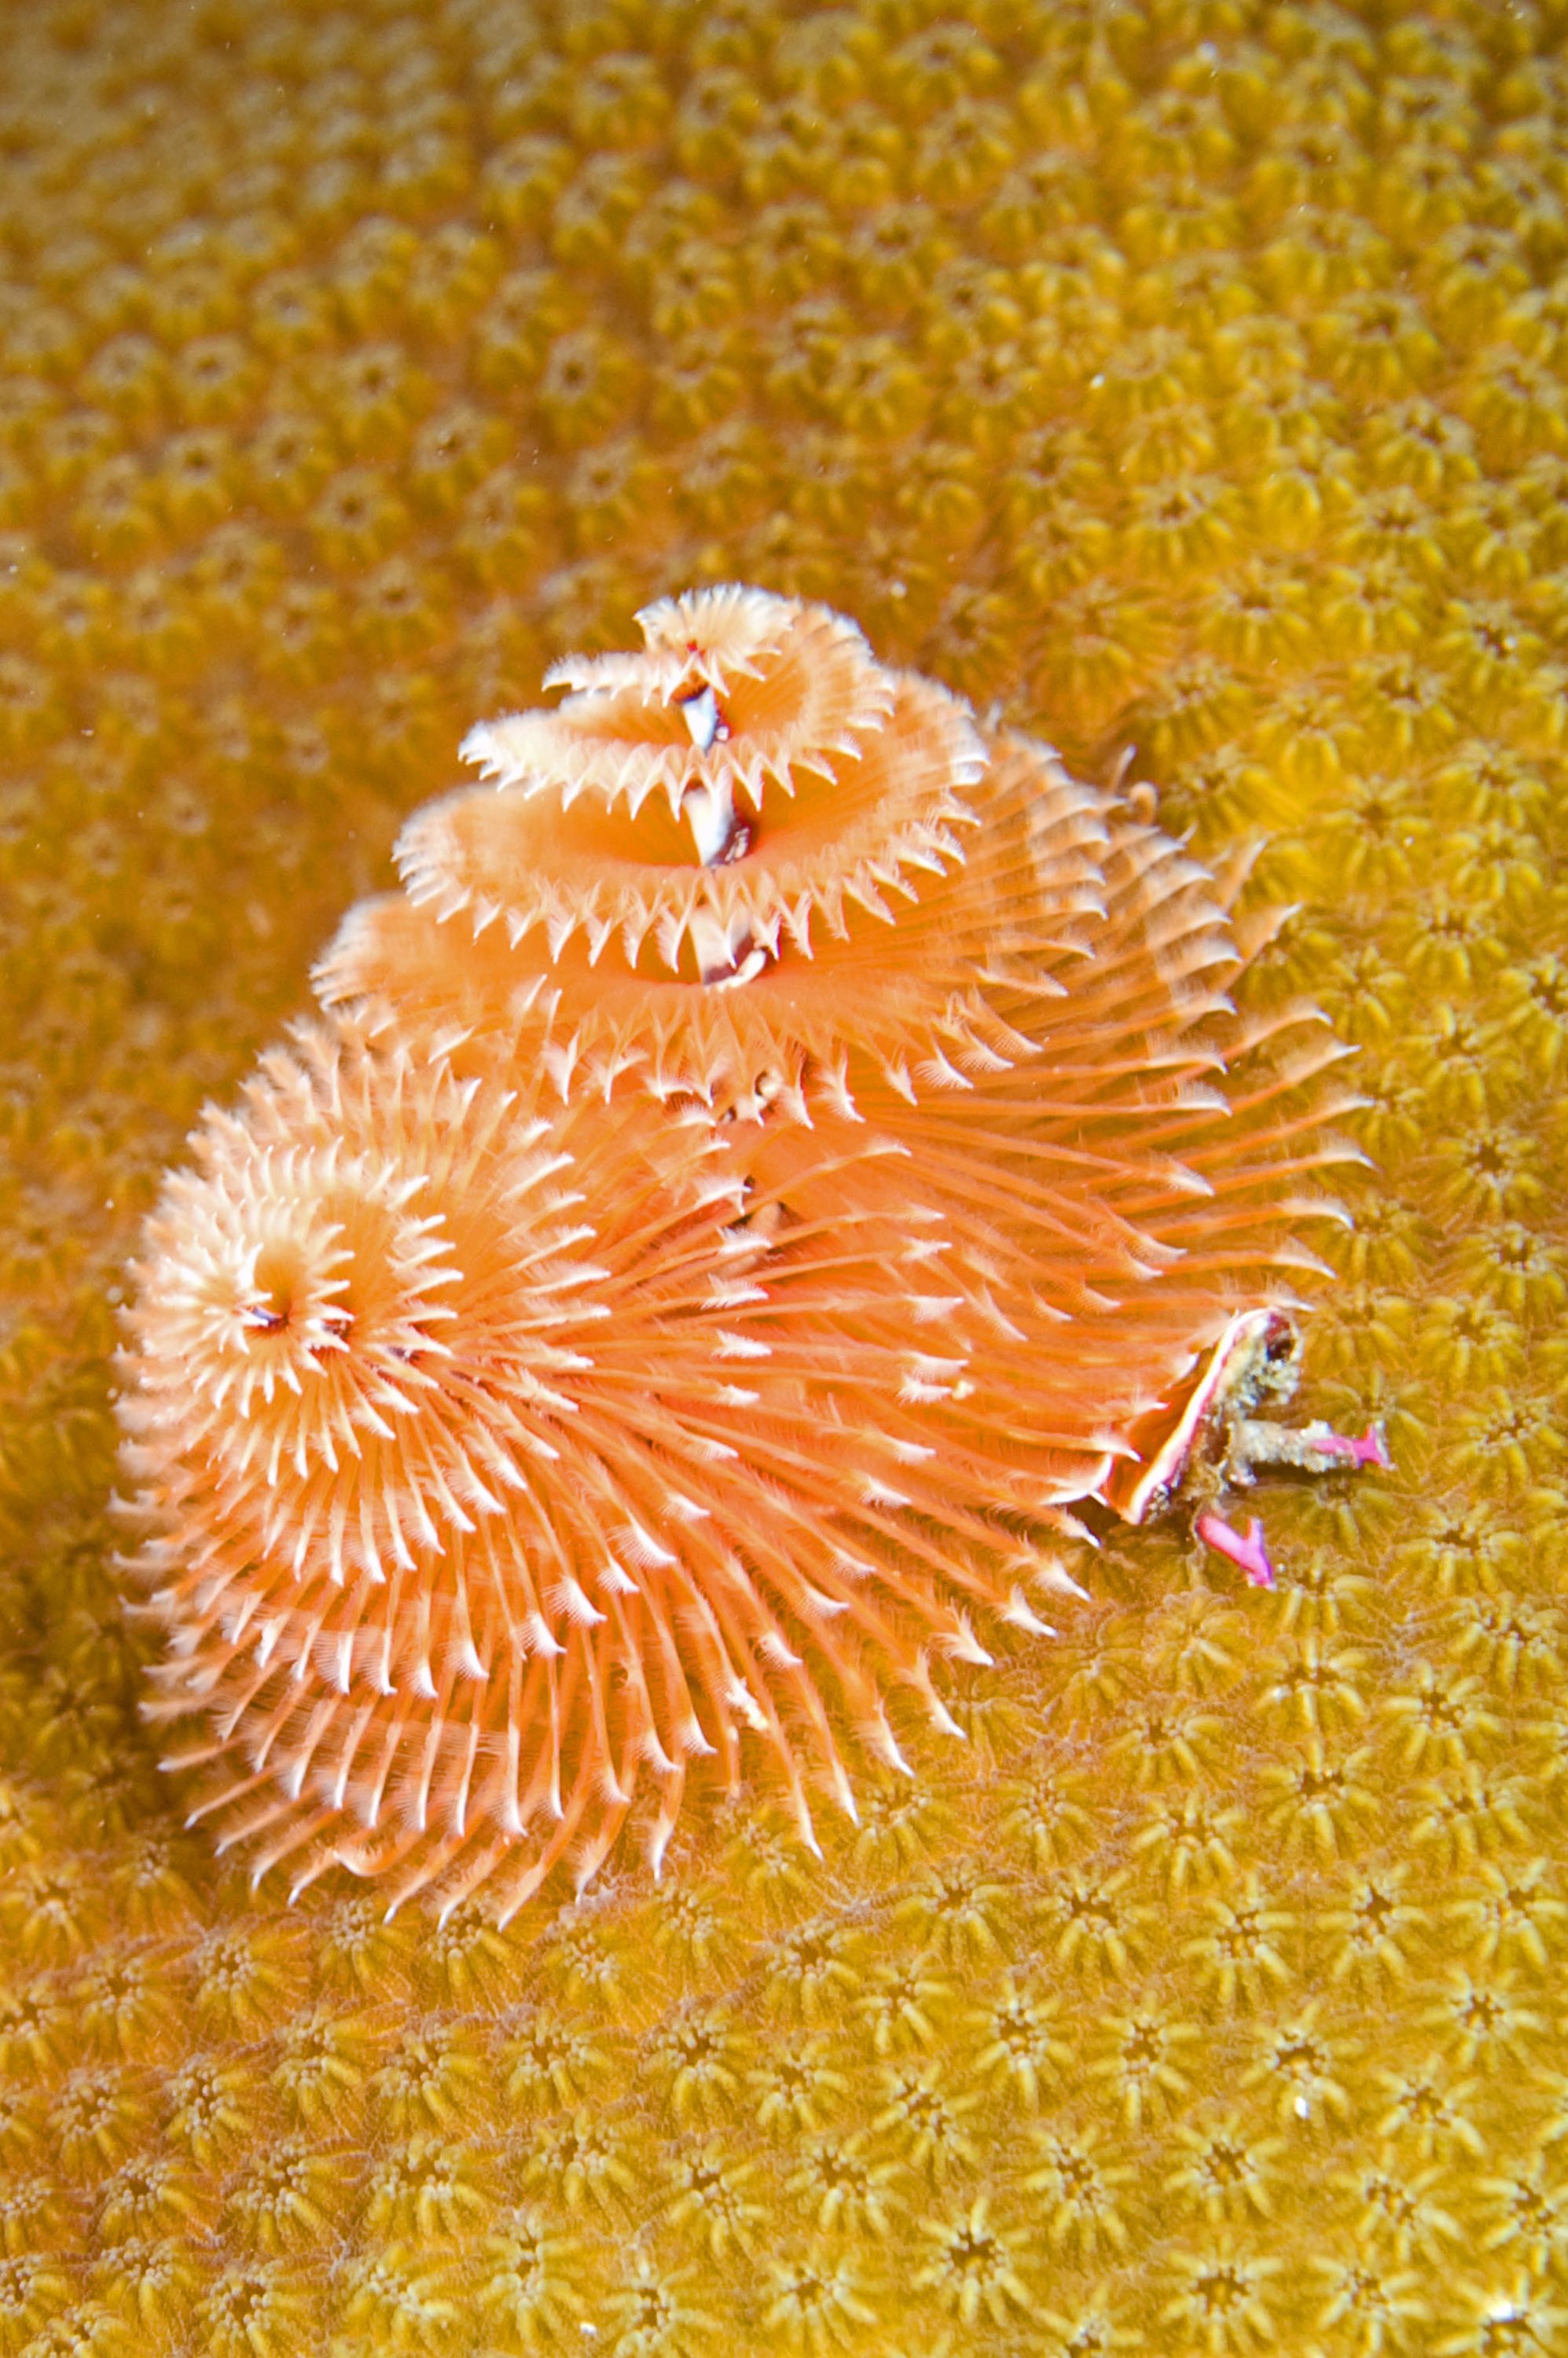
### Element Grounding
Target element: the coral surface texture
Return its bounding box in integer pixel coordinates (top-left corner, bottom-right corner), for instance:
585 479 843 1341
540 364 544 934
2 0 1566 2352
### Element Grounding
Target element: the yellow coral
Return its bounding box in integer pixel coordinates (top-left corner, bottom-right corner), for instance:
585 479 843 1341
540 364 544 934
2 0 1567 2349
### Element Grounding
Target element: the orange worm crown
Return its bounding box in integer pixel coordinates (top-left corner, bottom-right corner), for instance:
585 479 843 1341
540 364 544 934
118 587 1361 1918
323 586 1361 1505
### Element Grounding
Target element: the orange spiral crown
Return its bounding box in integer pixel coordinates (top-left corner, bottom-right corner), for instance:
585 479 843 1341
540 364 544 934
119 588 1361 1917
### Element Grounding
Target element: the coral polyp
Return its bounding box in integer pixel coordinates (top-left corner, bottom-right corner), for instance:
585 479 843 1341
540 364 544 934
119 590 1363 1916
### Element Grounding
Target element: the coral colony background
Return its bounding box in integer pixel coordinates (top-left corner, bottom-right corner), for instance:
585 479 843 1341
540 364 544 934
0 0 1566 2351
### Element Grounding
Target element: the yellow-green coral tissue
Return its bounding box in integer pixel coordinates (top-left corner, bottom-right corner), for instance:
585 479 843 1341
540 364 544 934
2 2 1567 2353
